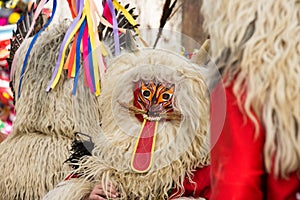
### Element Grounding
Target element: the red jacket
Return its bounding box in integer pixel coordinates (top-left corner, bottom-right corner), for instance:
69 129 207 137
210 83 300 200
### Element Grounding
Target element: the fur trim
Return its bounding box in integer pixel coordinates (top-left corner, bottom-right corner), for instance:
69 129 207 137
0 134 70 199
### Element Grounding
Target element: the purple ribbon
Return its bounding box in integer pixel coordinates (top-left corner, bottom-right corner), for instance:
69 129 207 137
46 0 85 92
107 0 120 55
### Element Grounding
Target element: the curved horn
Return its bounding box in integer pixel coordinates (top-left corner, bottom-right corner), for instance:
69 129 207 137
125 30 138 52
192 39 210 66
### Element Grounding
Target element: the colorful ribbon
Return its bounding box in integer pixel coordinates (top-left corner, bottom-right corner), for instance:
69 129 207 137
85 0 100 95
46 0 85 92
46 0 104 95
17 0 57 98
41 0 141 96
72 20 86 95
112 0 140 35
107 0 120 56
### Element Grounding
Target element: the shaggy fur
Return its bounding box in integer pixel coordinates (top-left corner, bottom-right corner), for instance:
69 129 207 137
0 22 101 199
44 49 210 199
202 0 300 177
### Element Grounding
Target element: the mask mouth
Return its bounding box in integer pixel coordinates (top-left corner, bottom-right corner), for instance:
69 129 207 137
142 105 164 121
142 106 181 121
143 114 161 122
118 101 182 122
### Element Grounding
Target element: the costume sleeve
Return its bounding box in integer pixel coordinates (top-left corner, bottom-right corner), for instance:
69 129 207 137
267 170 300 200
210 85 265 200
169 166 211 199
181 166 211 199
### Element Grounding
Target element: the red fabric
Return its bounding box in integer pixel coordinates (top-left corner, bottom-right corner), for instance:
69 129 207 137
103 2 113 24
182 166 211 199
210 83 300 200
171 166 211 199
132 121 156 172
66 0 77 18
64 173 79 181
267 171 300 200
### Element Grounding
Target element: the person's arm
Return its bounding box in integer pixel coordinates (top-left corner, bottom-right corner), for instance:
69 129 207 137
210 86 265 200
170 166 211 199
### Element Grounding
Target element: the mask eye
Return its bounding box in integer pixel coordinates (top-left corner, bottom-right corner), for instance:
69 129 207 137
143 90 151 97
162 93 170 100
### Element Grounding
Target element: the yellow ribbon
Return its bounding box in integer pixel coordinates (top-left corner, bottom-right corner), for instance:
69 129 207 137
50 12 86 89
86 0 100 95
112 0 140 35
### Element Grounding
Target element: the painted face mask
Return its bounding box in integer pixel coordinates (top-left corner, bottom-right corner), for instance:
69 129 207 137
129 80 177 172
134 80 175 122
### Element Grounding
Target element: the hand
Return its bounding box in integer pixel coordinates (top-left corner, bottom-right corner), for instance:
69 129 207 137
88 182 119 200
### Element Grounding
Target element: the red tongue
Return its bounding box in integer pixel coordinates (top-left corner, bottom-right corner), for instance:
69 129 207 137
131 119 158 173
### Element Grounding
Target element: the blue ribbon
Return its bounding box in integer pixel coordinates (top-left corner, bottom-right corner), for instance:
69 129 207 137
18 0 57 98
46 0 85 92
87 36 96 92
107 0 120 56
72 19 86 95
